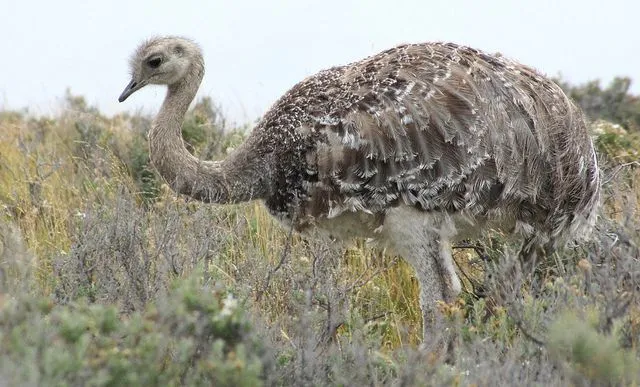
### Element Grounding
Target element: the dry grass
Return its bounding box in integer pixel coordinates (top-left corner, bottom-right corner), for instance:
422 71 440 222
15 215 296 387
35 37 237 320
0 95 638 385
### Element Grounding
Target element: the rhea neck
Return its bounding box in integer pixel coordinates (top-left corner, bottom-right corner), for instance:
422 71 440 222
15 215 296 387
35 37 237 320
148 56 270 204
154 58 205 136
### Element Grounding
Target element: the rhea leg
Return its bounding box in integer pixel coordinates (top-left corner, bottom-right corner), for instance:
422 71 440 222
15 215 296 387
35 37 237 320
381 209 461 350
408 236 461 350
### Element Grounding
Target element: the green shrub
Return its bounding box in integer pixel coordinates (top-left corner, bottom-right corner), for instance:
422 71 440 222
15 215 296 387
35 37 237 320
0 276 264 386
548 311 639 385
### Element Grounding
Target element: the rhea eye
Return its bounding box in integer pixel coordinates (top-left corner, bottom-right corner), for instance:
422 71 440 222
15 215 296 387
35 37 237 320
147 57 163 68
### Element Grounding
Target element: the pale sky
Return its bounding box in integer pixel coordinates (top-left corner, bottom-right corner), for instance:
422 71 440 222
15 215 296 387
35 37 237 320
1 0 638 126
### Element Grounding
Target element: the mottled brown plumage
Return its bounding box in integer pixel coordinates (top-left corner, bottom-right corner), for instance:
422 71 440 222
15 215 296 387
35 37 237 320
119 36 600 350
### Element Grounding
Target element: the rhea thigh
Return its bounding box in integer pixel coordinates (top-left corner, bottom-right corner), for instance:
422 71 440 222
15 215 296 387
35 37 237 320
381 207 462 305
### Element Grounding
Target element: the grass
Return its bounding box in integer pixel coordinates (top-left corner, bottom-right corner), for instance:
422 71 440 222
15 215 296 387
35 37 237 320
0 94 639 385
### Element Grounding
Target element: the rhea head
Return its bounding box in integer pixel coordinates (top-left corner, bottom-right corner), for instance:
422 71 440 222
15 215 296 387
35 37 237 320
118 36 203 102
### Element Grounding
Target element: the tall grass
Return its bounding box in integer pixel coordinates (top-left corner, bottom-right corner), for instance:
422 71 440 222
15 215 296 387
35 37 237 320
0 94 638 385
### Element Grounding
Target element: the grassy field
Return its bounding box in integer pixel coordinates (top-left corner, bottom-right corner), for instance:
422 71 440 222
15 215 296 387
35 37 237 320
0 94 639 385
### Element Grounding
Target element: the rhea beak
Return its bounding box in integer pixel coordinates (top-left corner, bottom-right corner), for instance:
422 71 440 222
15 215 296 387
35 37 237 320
118 79 146 102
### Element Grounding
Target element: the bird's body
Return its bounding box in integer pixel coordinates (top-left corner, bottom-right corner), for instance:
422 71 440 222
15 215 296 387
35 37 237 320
119 37 600 349
253 42 599 239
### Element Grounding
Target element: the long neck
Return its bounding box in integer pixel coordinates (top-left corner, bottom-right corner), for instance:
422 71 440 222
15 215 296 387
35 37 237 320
149 59 270 204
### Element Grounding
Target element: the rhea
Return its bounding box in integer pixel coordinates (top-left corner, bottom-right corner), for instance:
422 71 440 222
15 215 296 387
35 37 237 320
118 36 600 346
